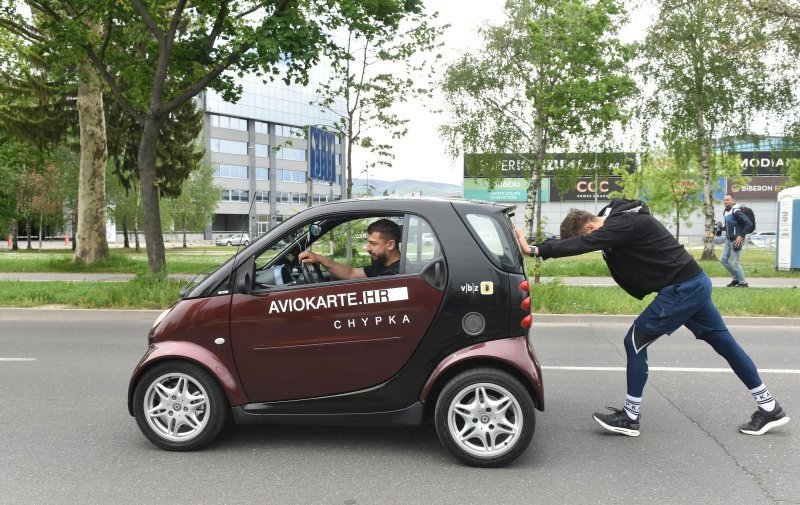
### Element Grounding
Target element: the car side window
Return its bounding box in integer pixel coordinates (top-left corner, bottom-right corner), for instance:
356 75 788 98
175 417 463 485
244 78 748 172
464 213 516 271
404 215 441 274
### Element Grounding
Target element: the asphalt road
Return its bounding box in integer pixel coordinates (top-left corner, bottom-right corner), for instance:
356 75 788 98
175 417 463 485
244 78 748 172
0 309 796 505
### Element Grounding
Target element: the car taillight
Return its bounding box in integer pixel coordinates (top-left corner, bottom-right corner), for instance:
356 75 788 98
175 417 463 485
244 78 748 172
519 280 532 328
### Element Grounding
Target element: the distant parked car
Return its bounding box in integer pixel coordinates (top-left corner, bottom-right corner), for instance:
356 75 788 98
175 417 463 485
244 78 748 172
216 233 250 247
409 232 435 247
748 231 776 248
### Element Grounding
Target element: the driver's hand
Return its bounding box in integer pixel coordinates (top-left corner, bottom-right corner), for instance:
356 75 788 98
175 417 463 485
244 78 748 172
299 250 319 264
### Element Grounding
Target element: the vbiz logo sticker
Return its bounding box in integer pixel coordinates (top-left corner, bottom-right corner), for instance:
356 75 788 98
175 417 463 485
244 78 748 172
461 281 494 295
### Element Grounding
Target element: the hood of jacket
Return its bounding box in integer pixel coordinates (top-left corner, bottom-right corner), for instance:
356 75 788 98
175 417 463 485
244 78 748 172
599 198 651 218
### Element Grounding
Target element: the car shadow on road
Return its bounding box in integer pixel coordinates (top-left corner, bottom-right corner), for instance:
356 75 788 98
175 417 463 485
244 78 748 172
219 423 439 451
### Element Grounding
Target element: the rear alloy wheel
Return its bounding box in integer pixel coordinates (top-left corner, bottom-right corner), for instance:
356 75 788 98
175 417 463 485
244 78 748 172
435 368 534 467
133 361 227 451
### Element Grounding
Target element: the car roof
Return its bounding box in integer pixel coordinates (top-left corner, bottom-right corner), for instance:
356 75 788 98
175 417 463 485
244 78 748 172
293 196 513 216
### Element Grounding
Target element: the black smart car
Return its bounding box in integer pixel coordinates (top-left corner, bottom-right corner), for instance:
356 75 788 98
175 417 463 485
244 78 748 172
129 198 543 467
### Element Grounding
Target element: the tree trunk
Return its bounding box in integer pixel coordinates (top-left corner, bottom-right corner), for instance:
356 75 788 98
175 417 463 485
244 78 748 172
138 114 166 272
122 218 130 248
74 52 109 265
11 219 18 250
697 114 716 261
26 217 31 249
38 214 43 250
346 121 354 199
134 219 140 252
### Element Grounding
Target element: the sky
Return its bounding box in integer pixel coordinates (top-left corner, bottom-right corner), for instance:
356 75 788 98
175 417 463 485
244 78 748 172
351 0 656 186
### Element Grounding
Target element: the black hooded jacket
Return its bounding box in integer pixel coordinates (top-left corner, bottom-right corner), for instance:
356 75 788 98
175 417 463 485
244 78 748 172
536 199 703 299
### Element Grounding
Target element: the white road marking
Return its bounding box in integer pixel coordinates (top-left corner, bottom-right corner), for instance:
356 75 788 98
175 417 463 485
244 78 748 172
543 365 800 374
0 358 36 362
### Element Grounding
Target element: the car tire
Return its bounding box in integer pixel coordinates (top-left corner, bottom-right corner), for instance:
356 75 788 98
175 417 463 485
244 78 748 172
434 367 534 468
243 240 249 246
133 361 228 451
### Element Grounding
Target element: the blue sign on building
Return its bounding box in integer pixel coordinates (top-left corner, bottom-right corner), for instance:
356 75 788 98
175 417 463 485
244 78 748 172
309 126 337 183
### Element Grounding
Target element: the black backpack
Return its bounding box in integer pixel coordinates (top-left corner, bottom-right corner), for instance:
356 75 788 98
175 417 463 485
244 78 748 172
738 205 756 234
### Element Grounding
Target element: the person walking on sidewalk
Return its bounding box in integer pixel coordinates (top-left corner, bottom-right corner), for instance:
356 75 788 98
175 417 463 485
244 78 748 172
720 193 753 288
515 199 789 437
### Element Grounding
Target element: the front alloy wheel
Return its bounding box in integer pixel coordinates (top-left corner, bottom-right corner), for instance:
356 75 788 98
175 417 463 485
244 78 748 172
133 362 227 451
435 368 534 467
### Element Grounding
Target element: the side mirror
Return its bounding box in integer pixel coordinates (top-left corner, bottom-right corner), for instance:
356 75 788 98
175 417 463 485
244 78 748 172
309 224 322 237
234 256 255 295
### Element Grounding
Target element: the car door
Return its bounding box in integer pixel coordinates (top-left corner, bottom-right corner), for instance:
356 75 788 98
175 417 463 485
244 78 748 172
229 215 447 403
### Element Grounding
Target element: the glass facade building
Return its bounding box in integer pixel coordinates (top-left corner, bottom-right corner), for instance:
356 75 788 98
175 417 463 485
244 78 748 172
198 67 346 238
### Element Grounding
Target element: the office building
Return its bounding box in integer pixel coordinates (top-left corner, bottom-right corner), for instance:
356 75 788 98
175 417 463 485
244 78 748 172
198 68 346 239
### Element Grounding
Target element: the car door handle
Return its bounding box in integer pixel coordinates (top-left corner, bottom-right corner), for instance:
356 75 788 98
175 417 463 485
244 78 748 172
419 258 446 291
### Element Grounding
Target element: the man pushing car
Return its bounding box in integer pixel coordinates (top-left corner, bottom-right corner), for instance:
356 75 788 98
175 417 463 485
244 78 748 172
515 199 789 437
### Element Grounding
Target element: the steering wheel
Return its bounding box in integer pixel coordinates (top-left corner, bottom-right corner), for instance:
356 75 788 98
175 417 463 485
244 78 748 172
301 261 324 284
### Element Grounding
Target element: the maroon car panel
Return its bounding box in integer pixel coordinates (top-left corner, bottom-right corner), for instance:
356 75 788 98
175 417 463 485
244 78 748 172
230 275 445 402
419 335 543 409
128 296 247 410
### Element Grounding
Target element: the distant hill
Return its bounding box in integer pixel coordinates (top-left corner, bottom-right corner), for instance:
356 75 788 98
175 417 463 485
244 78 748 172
351 178 462 198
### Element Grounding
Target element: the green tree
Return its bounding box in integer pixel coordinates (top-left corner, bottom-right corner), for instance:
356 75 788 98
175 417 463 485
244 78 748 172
748 0 800 55
440 0 636 250
3 0 423 272
107 174 144 252
52 144 80 248
83 0 423 273
639 0 794 260
0 4 109 264
0 134 29 247
612 146 736 240
313 7 445 198
0 135 51 248
160 162 221 248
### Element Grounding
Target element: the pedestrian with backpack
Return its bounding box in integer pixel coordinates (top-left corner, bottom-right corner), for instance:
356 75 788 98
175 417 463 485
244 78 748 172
721 193 754 288
515 199 789 437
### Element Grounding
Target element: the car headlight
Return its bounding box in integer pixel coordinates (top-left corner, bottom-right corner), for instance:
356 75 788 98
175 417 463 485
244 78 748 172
152 307 173 330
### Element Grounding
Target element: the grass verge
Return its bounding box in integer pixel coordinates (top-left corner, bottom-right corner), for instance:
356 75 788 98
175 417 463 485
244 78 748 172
0 275 184 309
0 276 797 315
0 249 229 275
531 281 800 317
534 248 799 279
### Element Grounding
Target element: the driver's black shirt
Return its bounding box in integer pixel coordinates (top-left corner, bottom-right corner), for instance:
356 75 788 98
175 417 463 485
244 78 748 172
363 260 400 277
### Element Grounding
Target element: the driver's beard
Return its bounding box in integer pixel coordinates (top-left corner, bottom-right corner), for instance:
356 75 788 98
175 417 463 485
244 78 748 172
371 251 388 266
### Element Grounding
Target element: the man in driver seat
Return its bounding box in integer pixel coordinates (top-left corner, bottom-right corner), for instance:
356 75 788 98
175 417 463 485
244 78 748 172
299 218 401 279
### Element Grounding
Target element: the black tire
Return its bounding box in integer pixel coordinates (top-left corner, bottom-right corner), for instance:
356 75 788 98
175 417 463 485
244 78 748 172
243 240 249 246
133 361 228 451
434 367 535 467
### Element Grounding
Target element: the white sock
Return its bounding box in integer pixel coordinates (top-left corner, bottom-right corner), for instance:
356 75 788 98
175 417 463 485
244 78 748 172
750 384 776 412
624 395 641 420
